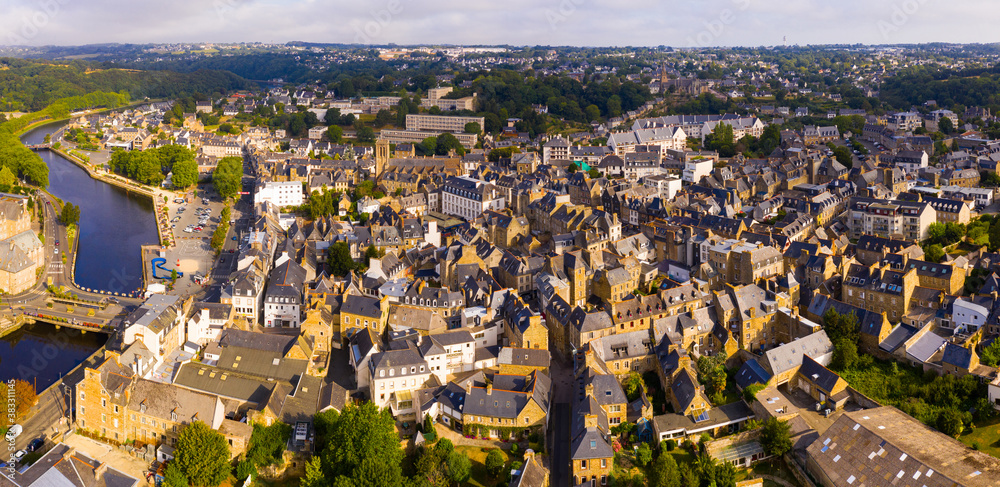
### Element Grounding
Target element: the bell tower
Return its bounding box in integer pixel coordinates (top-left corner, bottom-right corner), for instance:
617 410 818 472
375 139 390 181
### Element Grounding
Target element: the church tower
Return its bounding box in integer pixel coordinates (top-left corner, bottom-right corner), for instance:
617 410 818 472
375 139 390 181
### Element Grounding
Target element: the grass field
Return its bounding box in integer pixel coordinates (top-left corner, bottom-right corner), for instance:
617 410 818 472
454 445 511 487
960 415 1000 458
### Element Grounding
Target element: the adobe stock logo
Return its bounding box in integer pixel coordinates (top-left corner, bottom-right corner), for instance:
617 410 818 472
876 0 930 41
686 0 752 48
352 0 404 45
7 0 71 45
547 0 586 31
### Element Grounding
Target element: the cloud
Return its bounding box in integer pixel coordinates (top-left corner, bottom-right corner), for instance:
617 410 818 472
2 0 1000 47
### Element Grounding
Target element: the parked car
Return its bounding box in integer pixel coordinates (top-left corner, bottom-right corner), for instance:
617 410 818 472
5 424 22 441
13 450 26 462
27 438 44 452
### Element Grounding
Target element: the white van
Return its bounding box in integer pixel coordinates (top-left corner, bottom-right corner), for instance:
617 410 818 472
5 424 22 441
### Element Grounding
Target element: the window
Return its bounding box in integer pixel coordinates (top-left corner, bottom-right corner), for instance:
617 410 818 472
102 398 107 408
80 391 85 400
601 459 607 468
114 405 119 413
102 414 106 423
581 460 587 469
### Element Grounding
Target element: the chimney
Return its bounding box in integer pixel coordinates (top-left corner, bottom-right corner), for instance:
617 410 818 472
523 449 535 462
486 382 493 395
95 463 108 481
585 383 594 398
64 448 77 460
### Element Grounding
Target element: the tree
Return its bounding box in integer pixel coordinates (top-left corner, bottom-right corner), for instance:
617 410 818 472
759 418 792 457
832 338 859 370
211 223 228 252
374 109 393 128
325 108 343 125
937 409 965 437
301 458 324 487
831 146 854 170
983 171 1000 188
247 422 293 468
742 383 765 403
163 462 189 487
635 442 652 467
981 339 1000 367
464 122 481 134
435 133 466 156
485 448 506 478
59 202 80 226
174 421 231 487
420 414 437 442
588 167 601 179
171 158 199 189
327 125 343 143
212 156 243 199
0 166 17 187
434 438 454 458
316 402 404 487
647 452 680 487
356 126 376 143
924 244 945 263
327 241 357 277
939 117 954 135
568 163 579 173
0 379 37 428
448 451 472 484
622 372 645 401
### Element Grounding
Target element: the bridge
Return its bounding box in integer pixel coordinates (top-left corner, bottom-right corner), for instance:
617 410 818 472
26 311 117 334
26 143 51 151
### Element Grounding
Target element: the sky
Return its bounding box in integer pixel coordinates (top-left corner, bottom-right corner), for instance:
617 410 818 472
3 0 1000 48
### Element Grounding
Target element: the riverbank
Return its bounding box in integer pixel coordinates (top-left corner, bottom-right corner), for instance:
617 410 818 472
49 144 171 247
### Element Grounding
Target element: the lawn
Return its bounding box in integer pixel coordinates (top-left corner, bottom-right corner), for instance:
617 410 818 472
960 415 1000 458
750 458 800 486
454 445 510 487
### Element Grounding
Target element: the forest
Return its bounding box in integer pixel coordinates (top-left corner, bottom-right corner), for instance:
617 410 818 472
879 65 1000 112
0 58 254 111
0 91 131 187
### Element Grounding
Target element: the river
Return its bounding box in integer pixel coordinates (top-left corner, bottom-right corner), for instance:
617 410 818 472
0 121 157 390
0 322 106 391
20 121 158 294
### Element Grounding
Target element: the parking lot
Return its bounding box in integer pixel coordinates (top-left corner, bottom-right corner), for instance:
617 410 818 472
165 192 229 243
153 187 232 296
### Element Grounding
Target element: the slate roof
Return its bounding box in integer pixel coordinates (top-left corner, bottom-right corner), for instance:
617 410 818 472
879 324 919 353
798 355 843 393
941 343 973 370
498 347 551 369
342 294 383 319
734 359 772 390
906 332 947 363
762 330 833 377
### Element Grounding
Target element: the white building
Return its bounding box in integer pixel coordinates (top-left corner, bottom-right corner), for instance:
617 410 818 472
254 181 304 208
682 157 714 184
643 174 683 201
949 299 989 335
186 302 232 346
542 137 570 163
441 176 505 221
122 294 183 359
262 260 306 328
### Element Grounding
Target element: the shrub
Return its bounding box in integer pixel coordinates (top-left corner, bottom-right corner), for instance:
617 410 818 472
485 449 506 478
662 439 676 452
235 460 254 480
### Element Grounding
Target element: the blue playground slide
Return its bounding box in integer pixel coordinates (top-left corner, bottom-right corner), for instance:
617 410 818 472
151 258 183 279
